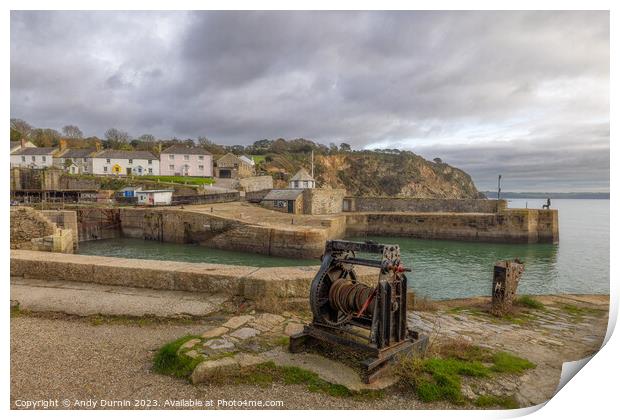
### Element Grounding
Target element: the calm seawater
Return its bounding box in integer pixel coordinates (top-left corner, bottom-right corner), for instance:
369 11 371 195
78 199 609 299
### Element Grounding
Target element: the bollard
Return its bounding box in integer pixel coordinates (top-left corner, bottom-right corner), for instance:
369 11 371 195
491 259 524 316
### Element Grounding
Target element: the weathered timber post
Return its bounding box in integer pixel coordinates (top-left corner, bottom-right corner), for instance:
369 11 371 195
491 259 524 316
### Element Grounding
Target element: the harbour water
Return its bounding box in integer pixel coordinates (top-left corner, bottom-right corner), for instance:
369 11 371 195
78 199 609 299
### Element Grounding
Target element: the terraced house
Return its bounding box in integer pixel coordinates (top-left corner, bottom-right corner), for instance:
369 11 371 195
160 145 212 177
54 148 97 174
91 150 159 176
10 147 58 169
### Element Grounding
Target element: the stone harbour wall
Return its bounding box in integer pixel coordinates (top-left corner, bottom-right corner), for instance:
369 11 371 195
345 209 559 244
10 250 377 312
119 208 331 258
10 207 75 253
303 188 346 215
344 197 507 213
238 176 274 193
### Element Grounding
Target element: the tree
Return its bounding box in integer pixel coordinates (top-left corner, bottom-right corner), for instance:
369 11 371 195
139 134 156 143
10 118 33 140
339 142 352 152
104 128 130 149
62 125 84 139
197 136 225 154
30 128 61 147
433 157 443 164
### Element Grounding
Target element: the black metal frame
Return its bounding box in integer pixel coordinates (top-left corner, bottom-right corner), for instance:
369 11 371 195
289 240 428 383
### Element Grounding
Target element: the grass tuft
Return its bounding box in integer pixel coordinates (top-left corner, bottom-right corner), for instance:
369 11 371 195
152 335 203 378
474 394 519 409
516 295 545 310
491 352 536 374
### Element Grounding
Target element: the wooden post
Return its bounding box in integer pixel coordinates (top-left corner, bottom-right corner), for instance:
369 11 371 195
491 259 524 316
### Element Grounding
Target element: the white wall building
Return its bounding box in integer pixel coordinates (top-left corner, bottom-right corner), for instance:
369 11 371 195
54 148 97 174
289 168 316 189
10 147 58 169
91 150 159 176
136 189 173 206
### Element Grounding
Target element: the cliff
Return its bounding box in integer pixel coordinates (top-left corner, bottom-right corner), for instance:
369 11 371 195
262 150 482 199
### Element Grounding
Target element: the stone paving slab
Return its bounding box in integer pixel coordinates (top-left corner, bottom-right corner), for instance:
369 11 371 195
10 277 227 317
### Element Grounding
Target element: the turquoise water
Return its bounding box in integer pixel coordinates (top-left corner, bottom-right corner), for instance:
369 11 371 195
78 237 318 267
349 199 609 299
78 199 609 299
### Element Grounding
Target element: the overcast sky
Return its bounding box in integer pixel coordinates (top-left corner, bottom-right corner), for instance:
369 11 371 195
11 11 609 192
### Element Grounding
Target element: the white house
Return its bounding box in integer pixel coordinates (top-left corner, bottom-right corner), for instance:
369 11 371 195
136 189 173 206
10 147 59 169
54 148 97 174
289 168 316 189
160 145 213 177
10 139 36 153
91 150 159 176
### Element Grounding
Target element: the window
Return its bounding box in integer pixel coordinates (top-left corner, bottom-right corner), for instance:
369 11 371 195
169 164 174 170
106 158 111 163
198 155 204 160
184 155 189 161
169 155 174 159
21 156 25 162
31 156 35 162
148 159 152 165
148 168 153 174
42 156 46 162
83 158 87 163
103 166 108 172
199 165 204 170
128 159 133 164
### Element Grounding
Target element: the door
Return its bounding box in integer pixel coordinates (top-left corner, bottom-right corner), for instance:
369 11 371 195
219 169 231 178
126 167 132 175
287 200 294 213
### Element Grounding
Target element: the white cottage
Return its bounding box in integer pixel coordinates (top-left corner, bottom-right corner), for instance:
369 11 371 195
54 148 97 174
289 168 316 189
10 147 59 169
91 150 159 176
136 189 173 206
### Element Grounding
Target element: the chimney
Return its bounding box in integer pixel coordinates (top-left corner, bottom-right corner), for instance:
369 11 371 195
20 138 26 148
60 139 68 151
95 141 102 151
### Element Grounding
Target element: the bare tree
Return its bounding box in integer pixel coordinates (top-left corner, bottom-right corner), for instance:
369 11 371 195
104 128 130 149
10 118 33 139
62 125 84 139
30 128 61 147
139 134 156 143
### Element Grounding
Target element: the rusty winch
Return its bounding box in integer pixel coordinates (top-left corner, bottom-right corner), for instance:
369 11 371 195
289 240 428 383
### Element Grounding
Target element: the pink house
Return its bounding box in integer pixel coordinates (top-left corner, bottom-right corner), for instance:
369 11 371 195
159 145 213 177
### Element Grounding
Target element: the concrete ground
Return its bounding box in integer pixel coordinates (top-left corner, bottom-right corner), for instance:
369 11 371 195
10 279 610 410
174 201 341 229
11 277 228 318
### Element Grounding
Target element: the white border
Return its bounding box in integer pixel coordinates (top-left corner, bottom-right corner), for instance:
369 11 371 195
3 2 615 420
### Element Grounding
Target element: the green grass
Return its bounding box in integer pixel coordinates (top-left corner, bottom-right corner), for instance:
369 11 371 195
491 352 536 374
152 335 203 378
141 175 214 185
474 394 519 409
516 295 545 310
227 362 353 397
251 155 267 164
397 344 536 404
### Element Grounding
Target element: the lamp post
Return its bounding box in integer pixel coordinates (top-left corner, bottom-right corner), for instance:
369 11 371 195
497 174 502 200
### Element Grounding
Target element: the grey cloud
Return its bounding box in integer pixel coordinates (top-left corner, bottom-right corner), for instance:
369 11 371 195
10 10 609 191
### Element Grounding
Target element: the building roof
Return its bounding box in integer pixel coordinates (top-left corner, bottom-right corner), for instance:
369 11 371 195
93 150 158 160
262 189 303 201
10 140 35 150
240 155 255 165
162 145 212 155
11 147 58 156
57 148 97 158
290 168 314 182
137 189 175 193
